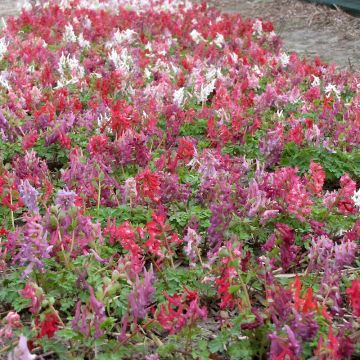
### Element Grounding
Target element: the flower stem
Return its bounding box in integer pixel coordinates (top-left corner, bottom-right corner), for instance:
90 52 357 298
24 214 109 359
97 179 101 214
9 189 15 230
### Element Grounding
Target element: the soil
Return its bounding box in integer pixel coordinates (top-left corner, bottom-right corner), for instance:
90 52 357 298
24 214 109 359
0 0 360 72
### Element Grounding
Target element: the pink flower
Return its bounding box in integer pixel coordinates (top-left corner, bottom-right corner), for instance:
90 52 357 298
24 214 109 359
307 161 325 195
346 279 360 317
19 282 43 314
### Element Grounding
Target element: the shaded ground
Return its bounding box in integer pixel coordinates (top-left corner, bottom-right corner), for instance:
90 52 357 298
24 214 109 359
0 0 360 72
205 0 360 72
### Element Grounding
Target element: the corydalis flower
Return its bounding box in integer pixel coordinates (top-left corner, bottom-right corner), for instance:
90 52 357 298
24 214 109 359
14 214 52 276
173 87 185 108
183 227 202 266
0 37 8 61
7 335 35 360
0 311 21 340
334 240 357 268
128 268 155 320
63 23 77 43
351 189 360 209
55 189 77 210
19 282 43 314
18 180 39 213
347 279 360 317
190 29 205 44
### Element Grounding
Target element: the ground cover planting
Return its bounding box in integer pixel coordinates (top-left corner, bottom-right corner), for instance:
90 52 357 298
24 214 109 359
0 0 359 358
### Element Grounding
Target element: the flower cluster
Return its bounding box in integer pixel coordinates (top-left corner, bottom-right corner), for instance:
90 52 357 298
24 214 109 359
0 0 359 358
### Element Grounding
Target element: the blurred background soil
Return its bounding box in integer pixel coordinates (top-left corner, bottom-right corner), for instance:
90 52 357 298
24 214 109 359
0 0 359 72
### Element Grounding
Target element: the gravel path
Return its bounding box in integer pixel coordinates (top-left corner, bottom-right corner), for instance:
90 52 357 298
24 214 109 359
0 0 359 72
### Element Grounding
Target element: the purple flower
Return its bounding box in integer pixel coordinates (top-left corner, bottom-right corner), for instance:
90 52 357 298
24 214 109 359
55 189 77 210
128 268 155 320
276 223 298 271
71 301 90 336
18 180 39 213
308 235 334 271
334 240 357 268
145 355 159 360
246 179 266 217
198 150 220 183
14 214 52 277
284 325 301 356
7 335 35 360
183 227 202 266
87 285 106 338
291 312 318 341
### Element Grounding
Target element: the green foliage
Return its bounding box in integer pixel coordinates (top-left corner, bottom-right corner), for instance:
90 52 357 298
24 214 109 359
280 142 360 182
180 118 208 136
89 204 152 226
0 267 28 312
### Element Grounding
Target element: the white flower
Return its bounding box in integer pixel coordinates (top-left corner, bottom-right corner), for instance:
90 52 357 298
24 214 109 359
144 67 152 80
17 0 33 11
59 0 71 9
56 53 84 88
276 109 284 118
252 19 263 35
352 189 360 208
229 52 238 63
173 87 185 107
1 17 7 29
78 33 90 48
0 72 10 90
190 29 205 44
279 52 290 67
311 75 320 87
90 72 102 79
109 48 133 73
214 33 225 48
63 23 77 43
196 78 216 104
83 16 92 29
324 83 340 99
113 29 137 44
144 42 152 52
215 16 223 23
206 67 221 82
0 37 8 61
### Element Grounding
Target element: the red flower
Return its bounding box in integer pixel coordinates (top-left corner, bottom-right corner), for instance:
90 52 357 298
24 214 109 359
36 313 59 338
87 135 108 155
346 279 360 316
22 131 39 150
0 227 8 237
288 125 303 146
307 161 325 195
58 132 71 149
135 169 160 202
176 138 194 162
104 219 141 256
292 276 317 313
156 290 207 334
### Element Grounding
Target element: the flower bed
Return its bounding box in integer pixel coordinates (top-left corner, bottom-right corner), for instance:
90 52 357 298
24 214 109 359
0 0 359 358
